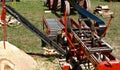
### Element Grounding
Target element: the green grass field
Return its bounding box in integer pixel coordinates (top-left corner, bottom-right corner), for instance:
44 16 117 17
0 0 120 69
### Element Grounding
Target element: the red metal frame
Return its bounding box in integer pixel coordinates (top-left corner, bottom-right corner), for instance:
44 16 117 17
42 0 119 70
102 16 113 36
1 0 7 49
1 0 119 70
42 18 51 34
1 0 6 21
59 15 120 70
43 16 120 70
62 66 71 70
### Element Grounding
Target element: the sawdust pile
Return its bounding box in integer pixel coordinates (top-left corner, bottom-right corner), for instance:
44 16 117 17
0 41 37 70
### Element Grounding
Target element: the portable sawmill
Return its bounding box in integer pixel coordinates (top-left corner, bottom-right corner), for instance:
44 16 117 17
1 0 120 70
42 13 120 70
42 0 120 70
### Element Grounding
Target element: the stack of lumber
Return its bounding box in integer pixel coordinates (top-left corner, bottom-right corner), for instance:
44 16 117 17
93 5 113 18
0 15 20 27
43 47 59 55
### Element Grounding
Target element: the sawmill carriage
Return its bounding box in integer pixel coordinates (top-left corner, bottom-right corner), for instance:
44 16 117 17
42 14 120 70
1 0 120 70
42 0 120 70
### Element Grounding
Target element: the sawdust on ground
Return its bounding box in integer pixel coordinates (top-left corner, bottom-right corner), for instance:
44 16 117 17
0 41 37 70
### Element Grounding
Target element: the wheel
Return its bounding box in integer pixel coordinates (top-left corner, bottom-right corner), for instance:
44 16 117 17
85 0 91 11
49 0 53 10
65 1 70 16
79 0 91 11
48 0 61 11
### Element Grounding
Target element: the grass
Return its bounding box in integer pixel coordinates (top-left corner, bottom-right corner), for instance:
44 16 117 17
90 1 120 58
1 1 45 54
0 0 120 69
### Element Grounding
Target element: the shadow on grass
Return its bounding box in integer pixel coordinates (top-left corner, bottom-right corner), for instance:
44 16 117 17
70 10 77 15
52 11 63 18
51 10 77 18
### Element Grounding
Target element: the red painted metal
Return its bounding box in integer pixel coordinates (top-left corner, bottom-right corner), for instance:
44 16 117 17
1 0 7 49
43 1 120 70
1 0 6 20
98 61 120 70
42 18 51 34
61 17 120 69
43 16 120 70
102 16 113 37
70 18 80 28
62 66 70 70
64 11 76 56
